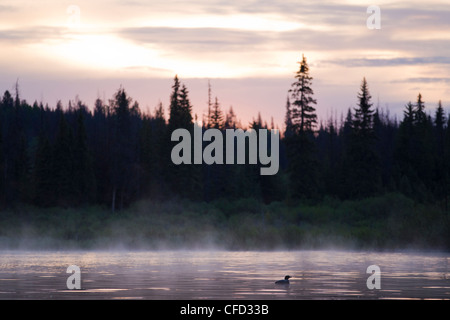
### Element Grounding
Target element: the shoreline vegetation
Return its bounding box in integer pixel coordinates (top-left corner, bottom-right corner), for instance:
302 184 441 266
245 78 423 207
0 193 448 251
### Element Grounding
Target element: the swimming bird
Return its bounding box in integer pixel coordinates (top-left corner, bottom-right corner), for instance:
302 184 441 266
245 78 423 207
275 275 291 285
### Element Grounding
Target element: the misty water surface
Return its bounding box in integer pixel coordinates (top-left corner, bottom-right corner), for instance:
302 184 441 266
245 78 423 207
0 250 449 299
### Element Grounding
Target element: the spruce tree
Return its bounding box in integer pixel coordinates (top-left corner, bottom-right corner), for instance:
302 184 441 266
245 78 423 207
91 98 110 206
166 76 199 199
289 54 317 133
224 106 237 129
413 94 434 198
394 95 434 201
0 89 29 203
414 93 426 125
210 97 224 129
286 55 319 199
179 84 193 128
353 77 375 138
140 102 167 197
395 102 418 196
433 101 447 201
1 90 13 109
434 100 446 157
110 87 136 211
168 75 193 132
284 95 293 139
343 78 381 198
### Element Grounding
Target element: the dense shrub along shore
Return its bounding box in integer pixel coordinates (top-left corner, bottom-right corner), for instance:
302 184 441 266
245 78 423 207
0 193 448 251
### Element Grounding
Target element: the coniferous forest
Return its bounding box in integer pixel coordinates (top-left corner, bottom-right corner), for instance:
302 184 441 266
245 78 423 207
0 56 449 250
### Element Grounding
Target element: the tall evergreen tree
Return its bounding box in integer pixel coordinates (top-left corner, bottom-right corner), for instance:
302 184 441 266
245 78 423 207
284 95 293 139
414 93 426 125
434 100 446 157
5 87 29 203
168 75 193 132
433 101 447 201
394 95 434 201
404 101 415 125
316 115 340 196
373 108 397 191
140 102 167 198
210 97 224 129
166 76 199 199
413 94 434 198
91 98 111 206
224 106 237 129
1 90 13 109
179 84 193 128
109 87 137 211
395 102 418 196
353 77 375 138
289 54 317 134
286 55 319 199
342 78 381 198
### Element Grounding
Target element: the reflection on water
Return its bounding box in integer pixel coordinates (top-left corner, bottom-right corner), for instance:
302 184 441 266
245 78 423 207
0 250 448 299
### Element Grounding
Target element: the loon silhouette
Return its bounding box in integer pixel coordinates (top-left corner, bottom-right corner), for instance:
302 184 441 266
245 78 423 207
275 275 291 285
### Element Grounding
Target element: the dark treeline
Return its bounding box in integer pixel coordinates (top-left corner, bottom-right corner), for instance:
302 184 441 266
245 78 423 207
0 56 449 212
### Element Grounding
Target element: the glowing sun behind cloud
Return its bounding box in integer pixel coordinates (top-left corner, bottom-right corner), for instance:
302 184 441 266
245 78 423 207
42 31 159 72
31 26 270 79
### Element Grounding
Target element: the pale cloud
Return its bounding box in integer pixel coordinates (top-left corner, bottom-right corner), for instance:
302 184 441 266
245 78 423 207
325 57 450 67
392 77 450 84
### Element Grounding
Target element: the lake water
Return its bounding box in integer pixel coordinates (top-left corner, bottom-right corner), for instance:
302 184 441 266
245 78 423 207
0 250 449 300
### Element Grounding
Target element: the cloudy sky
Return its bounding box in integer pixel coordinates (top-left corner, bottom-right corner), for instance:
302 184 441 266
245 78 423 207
0 0 449 128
